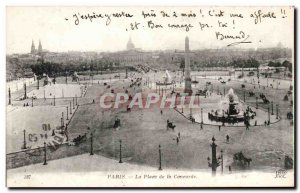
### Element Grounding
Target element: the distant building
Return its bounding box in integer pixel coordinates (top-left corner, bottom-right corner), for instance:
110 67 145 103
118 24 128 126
30 39 46 56
31 40 36 54
38 40 43 53
126 37 135 50
110 37 154 65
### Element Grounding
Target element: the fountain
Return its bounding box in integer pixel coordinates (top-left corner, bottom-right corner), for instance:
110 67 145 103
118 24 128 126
156 70 174 85
208 88 255 124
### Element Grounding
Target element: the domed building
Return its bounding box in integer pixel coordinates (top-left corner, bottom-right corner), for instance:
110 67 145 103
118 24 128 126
126 37 135 50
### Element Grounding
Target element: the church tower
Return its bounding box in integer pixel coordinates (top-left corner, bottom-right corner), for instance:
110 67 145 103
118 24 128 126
38 39 43 54
31 40 36 54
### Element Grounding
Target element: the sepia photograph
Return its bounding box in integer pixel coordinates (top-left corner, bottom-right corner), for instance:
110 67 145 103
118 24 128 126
5 6 295 187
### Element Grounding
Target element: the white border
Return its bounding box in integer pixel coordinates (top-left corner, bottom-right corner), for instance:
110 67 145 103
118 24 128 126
1 0 299 192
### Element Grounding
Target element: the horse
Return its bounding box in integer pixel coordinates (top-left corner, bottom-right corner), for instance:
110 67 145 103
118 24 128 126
233 151 252 167
167 122 176 131
244 158 252 166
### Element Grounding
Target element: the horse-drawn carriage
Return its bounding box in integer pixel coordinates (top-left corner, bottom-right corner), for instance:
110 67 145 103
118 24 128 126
287 112 293 119
195 89 207 96
260 93 270 104
72 133 87 146
167 120 176 131
249 91 255 97
233 151 252 167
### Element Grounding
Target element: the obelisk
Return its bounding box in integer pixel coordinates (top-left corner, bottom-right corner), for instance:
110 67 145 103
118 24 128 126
184 36 192 95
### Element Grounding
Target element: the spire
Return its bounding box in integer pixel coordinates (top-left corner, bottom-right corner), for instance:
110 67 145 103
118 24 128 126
38 39 42 53
31 40 36 54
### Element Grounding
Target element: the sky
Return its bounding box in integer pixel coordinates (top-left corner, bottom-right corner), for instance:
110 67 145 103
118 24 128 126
6 6 294 54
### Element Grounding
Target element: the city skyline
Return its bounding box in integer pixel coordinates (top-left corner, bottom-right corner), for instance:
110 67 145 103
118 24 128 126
7 36 292 56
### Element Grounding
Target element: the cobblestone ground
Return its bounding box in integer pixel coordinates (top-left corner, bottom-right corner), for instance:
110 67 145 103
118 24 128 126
7 71 294 174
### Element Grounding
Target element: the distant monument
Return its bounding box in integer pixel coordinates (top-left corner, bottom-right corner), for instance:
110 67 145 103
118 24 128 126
156 70 173 85
184 36 192 95
162 70 172 84
127 37 135 50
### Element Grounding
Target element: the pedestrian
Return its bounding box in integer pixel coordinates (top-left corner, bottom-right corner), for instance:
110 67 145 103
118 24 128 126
226 135 229 143
264 120 267 126
92 99 95 103
178 132 180 139
160 109 163 115
219 125 221 132
176 137 179 145
166 120 169 130
229 165 232 173
200 124 203 130
255 120 257 126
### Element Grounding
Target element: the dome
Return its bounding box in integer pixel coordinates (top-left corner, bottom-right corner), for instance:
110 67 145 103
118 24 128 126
127 37 135 50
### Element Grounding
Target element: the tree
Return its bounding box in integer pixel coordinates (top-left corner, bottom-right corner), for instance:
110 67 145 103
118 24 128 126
282 60 292 72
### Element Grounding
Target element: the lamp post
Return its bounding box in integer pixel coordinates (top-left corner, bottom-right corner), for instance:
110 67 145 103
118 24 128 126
62 112 64 126
24 83 27 99
201 108 203 124
90 132 94 155
76 95 78 105
8 88 11 105
268 106 270 124
158 144 162 170
43 142 47 165
207 136 220 177
22 129 27 149
73 97 75 109
70 102 72 114
256 96 258 109
119 140 123 163
271 101 274 115
181 98 184 113
53 95 55 106
66 106 69 120
276 104 279 119
220 149 224 174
